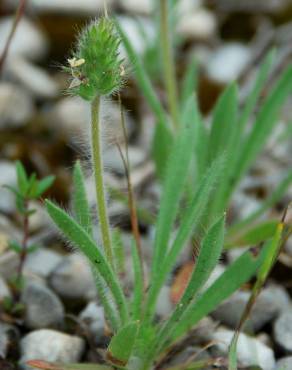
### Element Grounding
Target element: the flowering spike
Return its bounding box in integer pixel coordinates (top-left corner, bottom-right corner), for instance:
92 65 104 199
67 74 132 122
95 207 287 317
68 17 124 100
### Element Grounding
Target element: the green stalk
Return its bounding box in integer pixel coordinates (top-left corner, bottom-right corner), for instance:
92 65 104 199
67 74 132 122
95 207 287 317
159 0 179 130
91 95 114 266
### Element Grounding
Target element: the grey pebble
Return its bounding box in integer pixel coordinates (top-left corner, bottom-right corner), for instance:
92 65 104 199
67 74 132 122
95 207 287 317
49 253 96 302
22 280 64 330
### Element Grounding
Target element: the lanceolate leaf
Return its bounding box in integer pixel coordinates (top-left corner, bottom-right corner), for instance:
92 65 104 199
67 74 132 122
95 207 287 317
225 219 279 249
237 49 276 138
45 200 129 326
152 120 174 180
107 322 139 367
151 116 196 277
34 175 55 198
228 223 284 370
144 155 225 324
156 215 226 352
72 161 93 236
16 160 28 195
48 192 119 331
234 66 292 185
169 247 266 344
207 83 238 165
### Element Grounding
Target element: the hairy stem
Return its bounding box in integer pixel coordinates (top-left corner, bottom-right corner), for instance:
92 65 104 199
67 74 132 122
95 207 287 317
91 95 114 265
159 0 179 131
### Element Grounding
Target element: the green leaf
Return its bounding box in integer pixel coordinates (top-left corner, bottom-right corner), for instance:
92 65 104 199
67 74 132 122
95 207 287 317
225 219 279 249
156 215 226 353
180 57 198 109
27 173 37 198
144 155 225 324
238 49 276 139
34 175 55 198
27 244 40 253
45 200 129 327
228 224 283 370
234 66 292 185
219 51 276 212
9 240 22 253
257 223 283 282
169 248 265 344
72 161 92 236
16 161 28 195
207 83 238 164
107 322 139 367
152 120 174 180
151 114 196 277
206 84 238 216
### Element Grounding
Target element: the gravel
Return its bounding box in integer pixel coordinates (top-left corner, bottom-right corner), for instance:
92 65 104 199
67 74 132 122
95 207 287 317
24 248 63 279
0 276 11 300
6 57 59 99
0 17 48 61
212 328 275 370
0 84 34 130
212 285 290 332
79 301 105 343
20 329 85 368
49 253 96 302
273 310 292 353
274 356 292 370
206 43 251 84
21 280 65 330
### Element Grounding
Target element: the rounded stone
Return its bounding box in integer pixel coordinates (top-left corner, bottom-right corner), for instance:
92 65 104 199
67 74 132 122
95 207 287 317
20 329 85 367
21 280 65 329
273 310 292 353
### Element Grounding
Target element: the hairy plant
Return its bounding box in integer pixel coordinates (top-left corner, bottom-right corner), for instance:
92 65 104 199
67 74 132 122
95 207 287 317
4 161 54 301
43 15 282 370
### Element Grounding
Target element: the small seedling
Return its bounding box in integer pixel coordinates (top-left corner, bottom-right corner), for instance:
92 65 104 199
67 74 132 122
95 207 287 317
4 161 54 301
